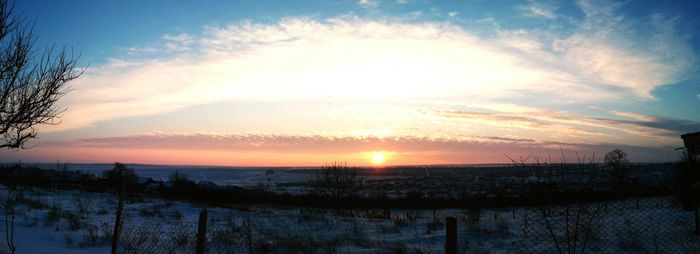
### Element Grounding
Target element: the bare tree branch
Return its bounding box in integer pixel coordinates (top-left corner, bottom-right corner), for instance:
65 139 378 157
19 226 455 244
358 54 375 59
0 0 81 149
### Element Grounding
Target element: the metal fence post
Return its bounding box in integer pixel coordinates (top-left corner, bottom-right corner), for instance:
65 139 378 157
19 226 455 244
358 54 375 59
111 183 125 254
196 208 208 254
604 203 608 214
694 206 700 235
446 216 457 254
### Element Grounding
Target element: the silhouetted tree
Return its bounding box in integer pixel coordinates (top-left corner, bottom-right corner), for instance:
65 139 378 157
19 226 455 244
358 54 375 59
604 149 629 186
169 171 192 185
102 162 136 191
168 171 197 197
310 162 359 199
0 0 81 149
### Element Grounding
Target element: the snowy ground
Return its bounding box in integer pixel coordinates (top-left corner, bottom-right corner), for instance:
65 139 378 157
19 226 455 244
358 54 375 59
0 184 699 253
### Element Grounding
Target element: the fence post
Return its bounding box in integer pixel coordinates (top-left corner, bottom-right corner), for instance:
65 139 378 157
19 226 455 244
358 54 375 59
196 208 208 254
446 216 457 254
604 203 608 214
695 207 700 235
111 183 125 254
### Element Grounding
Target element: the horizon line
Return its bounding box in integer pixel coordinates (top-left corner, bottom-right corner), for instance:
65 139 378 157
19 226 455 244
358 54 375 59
0 161 673 169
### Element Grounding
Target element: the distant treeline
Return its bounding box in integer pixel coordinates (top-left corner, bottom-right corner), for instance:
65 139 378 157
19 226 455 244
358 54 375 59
0 163 688 209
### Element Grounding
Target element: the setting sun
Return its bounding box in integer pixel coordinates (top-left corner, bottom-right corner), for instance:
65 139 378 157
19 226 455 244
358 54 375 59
372 152 385 165
0 0 697 252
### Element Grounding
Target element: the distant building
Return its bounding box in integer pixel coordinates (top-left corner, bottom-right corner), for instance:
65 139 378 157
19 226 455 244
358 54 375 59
681 131 700 156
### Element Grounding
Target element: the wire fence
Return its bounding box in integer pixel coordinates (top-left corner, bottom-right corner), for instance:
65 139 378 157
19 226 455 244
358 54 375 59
101 197 700 253
5 194 700 253
107 205 451 253
117 213 197 254
513 198 700 253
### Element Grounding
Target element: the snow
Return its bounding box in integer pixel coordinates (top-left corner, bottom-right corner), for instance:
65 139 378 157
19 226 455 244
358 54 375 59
0 184 698 253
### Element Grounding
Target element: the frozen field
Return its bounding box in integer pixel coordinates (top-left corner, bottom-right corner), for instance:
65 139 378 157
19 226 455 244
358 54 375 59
24 163 315 187
1 184 699 253
17 163 677 200
17 163 516 187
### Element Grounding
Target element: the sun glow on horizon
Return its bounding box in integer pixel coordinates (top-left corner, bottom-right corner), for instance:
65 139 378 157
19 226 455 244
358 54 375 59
372 151 385 165
1 1 695 166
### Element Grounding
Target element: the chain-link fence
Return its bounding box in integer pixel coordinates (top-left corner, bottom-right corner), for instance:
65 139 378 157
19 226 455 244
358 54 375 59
202 207 422 253
116 212 197 254
514 198 700 253
100 198 700 253
106 205 452 253
13 195 694 253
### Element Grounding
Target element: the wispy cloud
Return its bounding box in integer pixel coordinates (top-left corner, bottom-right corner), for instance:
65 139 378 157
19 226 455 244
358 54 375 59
448 11 459 18
44 132 542 152
592 117 700 136
358 0 379 8
610 110 655 122
519 0 557 19
124 46 158 55
404 10 422 19
430 104 698 146
561 1 695 99
45 2 695 148
5 132 674 165
163 33 195 51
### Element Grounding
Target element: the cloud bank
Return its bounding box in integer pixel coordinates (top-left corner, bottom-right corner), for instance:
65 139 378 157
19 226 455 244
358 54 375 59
14 0 695 166
1 132 671 166
53 1 694 134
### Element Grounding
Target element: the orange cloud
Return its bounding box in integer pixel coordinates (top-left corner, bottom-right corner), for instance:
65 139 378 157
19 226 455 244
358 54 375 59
45 13 693 133
0 133 680 166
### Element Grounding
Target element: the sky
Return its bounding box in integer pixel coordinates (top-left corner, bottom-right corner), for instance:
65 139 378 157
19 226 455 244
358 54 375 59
1 0 699 166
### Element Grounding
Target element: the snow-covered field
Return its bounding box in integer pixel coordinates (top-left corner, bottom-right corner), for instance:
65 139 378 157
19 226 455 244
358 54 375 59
18 163 675 199
1 184 699 254
25 163 316 187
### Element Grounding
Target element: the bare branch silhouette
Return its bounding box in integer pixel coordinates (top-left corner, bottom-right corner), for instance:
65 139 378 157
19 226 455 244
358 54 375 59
0 0 82 149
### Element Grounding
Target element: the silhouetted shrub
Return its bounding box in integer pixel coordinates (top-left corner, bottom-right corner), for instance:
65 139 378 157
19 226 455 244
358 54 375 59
45 206 61 227
605 149 630 187
64 234 74 246
167 172 199 199
102 162 137 191
309 162 359 200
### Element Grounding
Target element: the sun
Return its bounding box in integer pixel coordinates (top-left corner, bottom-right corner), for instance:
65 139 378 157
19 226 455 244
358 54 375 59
372 152 385 165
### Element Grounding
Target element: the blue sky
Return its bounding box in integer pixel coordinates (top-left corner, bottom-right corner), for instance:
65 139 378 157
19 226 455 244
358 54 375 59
2 0 699 166
21 1 700 65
